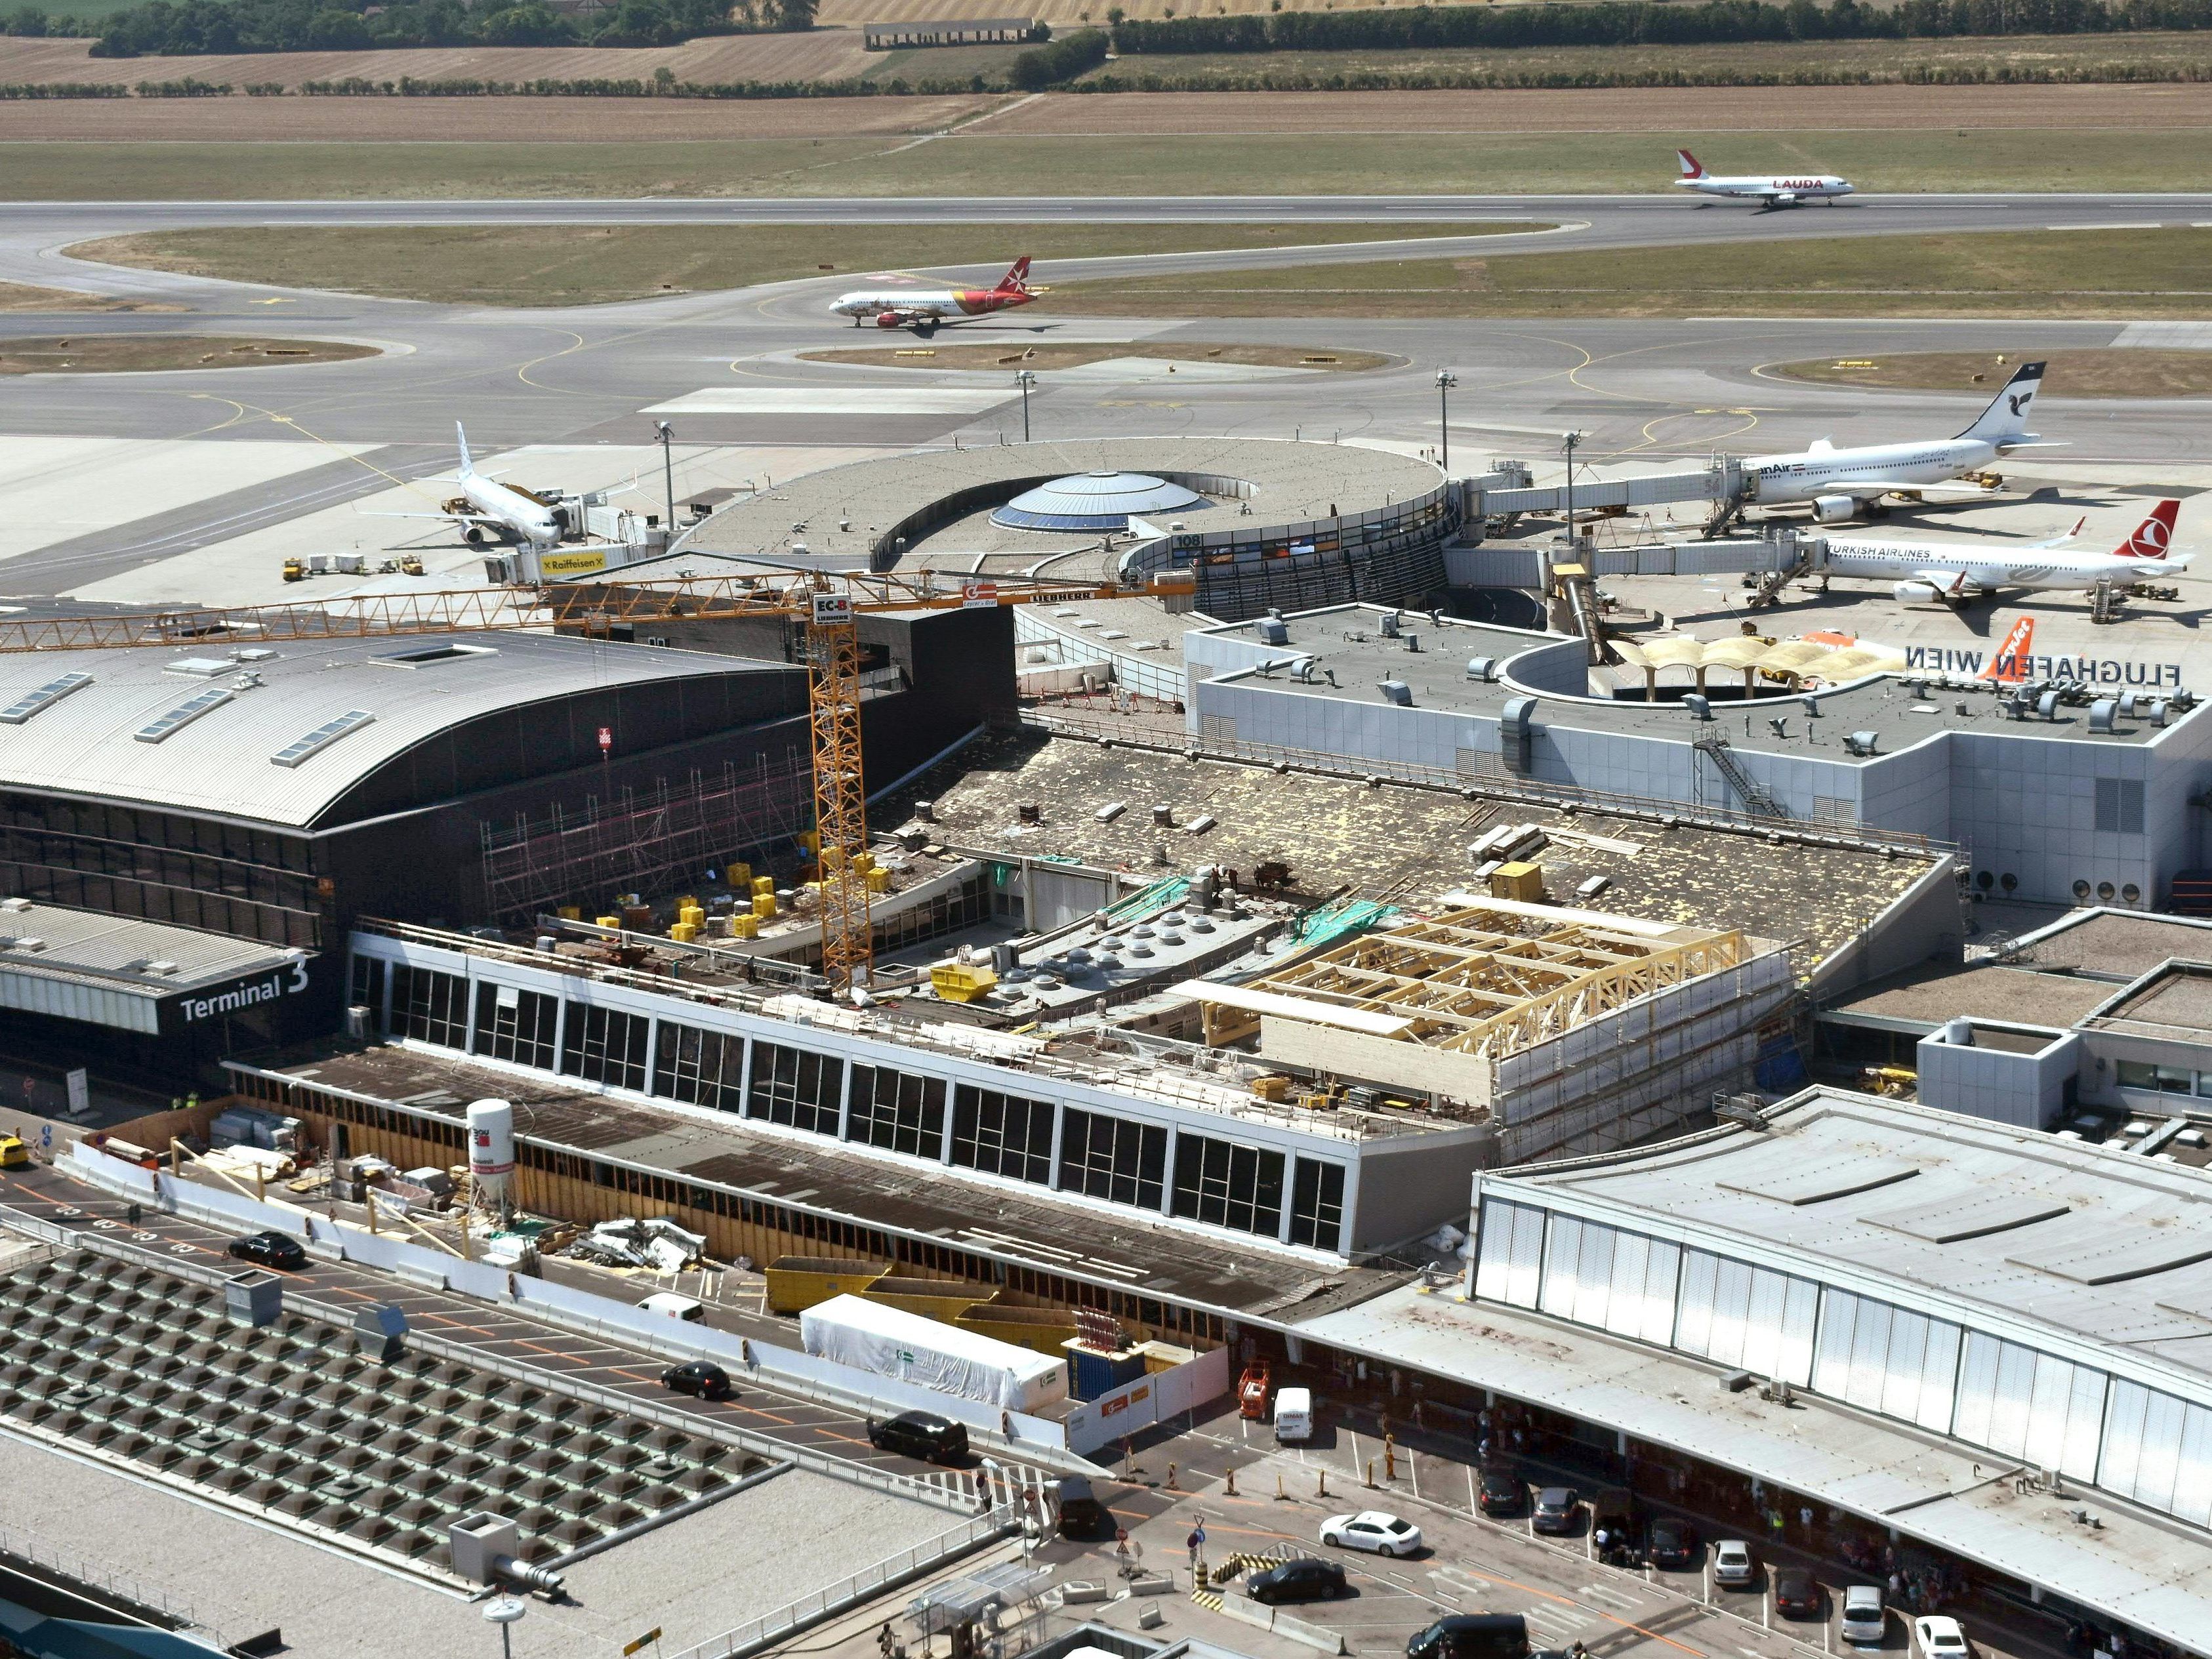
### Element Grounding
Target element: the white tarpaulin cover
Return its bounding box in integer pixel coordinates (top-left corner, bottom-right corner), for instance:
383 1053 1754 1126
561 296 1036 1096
799 1294 1069 1413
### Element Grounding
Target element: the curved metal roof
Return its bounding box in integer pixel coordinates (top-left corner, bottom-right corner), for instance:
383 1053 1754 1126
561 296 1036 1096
0 631 782 829
991 470 1207 533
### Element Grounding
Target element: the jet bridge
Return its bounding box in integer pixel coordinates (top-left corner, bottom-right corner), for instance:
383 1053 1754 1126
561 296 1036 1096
1449 527 1822 591
1461 457 1752 537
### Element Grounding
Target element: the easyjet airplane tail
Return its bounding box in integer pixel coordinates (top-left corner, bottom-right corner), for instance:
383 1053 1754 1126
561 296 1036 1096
1675 149 1705 179
2114 499 2182 560
1982 616 2037 684
1000 255 1033 293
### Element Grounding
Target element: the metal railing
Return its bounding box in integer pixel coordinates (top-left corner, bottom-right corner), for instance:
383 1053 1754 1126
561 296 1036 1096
667 1506 1019 1659
0 1520 213 1639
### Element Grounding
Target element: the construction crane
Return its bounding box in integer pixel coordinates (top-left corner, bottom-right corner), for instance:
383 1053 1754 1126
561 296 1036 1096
0 566 1189 993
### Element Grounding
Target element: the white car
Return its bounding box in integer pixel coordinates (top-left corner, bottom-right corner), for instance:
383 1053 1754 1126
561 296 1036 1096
1319 1510 1424 1557
1711 1539 1755 1587
1840 1586 1887 1645
1915 1616 1971 1659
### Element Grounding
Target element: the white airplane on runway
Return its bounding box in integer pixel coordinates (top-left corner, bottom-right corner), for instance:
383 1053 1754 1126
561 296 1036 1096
1748 360 2060 524
1820 499 2188 605
1673 150 1854 207
369 423 565 548
828 256 1040 335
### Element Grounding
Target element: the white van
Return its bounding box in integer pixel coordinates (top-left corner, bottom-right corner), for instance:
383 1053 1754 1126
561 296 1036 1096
1273 1385 1315 1444
637 1292 705 1322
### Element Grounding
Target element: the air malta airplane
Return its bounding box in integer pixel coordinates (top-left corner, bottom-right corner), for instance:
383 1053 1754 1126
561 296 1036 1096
1818 499 2188 605
1747 360 2059 524
368 422 564 548
828 256 1039 335
1673 150 1853 207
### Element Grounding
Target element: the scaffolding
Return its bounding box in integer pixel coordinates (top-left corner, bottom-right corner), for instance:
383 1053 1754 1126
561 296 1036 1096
478 751 811 924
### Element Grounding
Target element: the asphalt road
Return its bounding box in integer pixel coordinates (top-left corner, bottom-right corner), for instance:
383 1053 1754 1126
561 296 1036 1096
1 191 2209 600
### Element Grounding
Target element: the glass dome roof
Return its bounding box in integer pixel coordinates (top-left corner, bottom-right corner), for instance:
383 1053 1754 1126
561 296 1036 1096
990 470 1206 532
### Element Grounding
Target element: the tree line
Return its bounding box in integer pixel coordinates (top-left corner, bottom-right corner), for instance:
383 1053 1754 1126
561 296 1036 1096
74 0 815 58
1111 0 2212 53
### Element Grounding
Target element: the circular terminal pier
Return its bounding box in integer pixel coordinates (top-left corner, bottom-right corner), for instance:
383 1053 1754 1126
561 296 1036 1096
683 436 1454 620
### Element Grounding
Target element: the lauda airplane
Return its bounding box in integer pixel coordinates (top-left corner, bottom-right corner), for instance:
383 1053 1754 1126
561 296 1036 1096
1673 149 1854 206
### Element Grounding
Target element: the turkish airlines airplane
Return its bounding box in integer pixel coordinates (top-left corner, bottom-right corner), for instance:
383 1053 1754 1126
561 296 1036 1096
1673 150 1854 207
369 423 563 548
1819 499 2189 605
1747 361 2059 523
828 256 1038 335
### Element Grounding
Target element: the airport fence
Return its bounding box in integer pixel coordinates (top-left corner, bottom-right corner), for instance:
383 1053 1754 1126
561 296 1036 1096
666 1507 1021 1659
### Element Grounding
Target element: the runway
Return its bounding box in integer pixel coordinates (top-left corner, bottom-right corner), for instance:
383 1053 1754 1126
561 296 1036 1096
1 191 2209 604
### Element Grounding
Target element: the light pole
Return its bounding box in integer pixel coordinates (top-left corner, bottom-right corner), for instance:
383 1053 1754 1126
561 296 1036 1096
1014 369 1037 442
1435 369 1457 470
655 420 676 538
1561 430 1582 548
484 1595 525 1659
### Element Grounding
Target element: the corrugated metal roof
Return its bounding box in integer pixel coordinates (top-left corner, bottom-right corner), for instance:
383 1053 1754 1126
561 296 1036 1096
0 632 771 829
0 899 297 994
1510 1090 2212 1385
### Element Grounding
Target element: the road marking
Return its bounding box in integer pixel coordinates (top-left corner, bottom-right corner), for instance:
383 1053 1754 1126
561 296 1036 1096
1582 1582 1642 1611
2048 222 2162 231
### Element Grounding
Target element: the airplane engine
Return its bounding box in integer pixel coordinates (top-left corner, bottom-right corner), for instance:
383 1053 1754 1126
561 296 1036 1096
1773 192 1798 207
1893 581 1942 604
1812 494 1860 524
874 312 905 329
463 525 487 545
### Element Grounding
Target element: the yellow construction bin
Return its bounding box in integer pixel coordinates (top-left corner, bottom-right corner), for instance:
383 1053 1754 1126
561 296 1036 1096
853 851 875 874
727 862 751 890
957 1303 1080 1357
866 867 891 893
670 921 697 943
1490 861 1544 903
596 915 622 930
678 904 705 928
932 961 998 1003
556 906 581 921
752 876 775 899
764 1255 888 1316
731 914 759 940
863 1276 985 1324
752 891 777 920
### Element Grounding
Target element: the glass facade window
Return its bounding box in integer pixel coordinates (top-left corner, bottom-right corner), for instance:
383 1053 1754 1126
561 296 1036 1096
349 953 384 1019
562 1002 649 1092
1058 1109 1166 1210
654 1022 745 1114
474 983 558 1069
848 1065 946 1157
748 1042 842 1136
1288 1157 1345 1252
1171 1132 1285 1239
388 964 468 1048
951 1085 1054 1185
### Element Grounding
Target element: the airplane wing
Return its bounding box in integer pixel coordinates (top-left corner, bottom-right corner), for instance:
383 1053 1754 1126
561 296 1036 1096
358 510 506 525
1913 568 1971 597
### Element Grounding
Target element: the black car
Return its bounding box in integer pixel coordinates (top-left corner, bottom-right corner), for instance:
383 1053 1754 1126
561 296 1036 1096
1646 1515 1700 1572
1406 1613 1530 1659
660 1361 734 1402
1530 1486 1581 1536
868 1410 970 1465
1590 1488 1637 1557
1477 1467 1526 1517
1055 1474 1113 1540
1248 1558 1347 1605
1774 1568 1823 1620
226 1230 306 1271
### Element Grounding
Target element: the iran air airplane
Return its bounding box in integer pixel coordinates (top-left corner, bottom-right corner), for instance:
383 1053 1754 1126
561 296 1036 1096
1819 499 2188 605
369 423 564 548
1673 149 1854 207
828 256 1039 335
1748 360 2060 524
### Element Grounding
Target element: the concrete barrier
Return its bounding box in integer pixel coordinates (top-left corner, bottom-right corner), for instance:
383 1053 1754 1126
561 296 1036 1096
1059 1582 1111 1606
1212 1593 1345 1654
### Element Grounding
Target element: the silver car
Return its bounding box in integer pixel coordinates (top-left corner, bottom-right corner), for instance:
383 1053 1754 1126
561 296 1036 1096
1841 1586 1887 1646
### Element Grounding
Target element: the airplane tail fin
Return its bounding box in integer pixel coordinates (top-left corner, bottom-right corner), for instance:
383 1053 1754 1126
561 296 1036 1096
2113 499 2181 560
1000 255 1033 293
455 420 475 479
1955 360 2045 445
1675 149 1705 180
1982 615 2036 684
